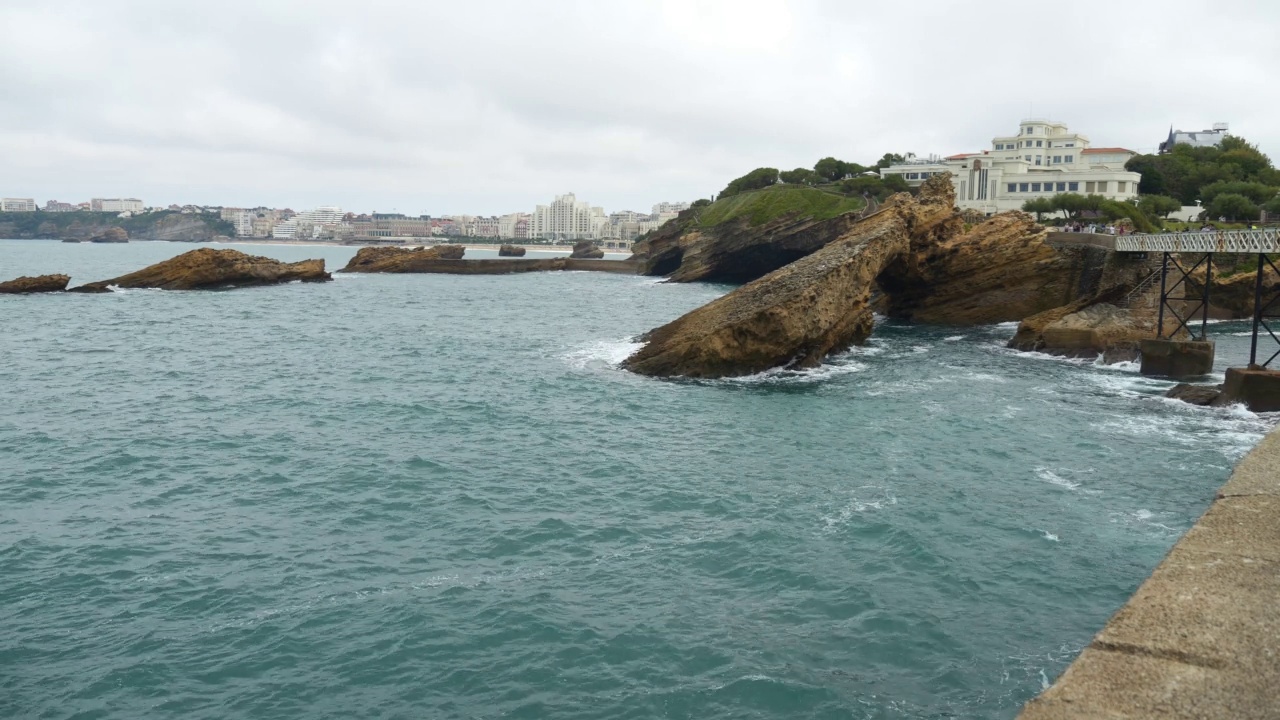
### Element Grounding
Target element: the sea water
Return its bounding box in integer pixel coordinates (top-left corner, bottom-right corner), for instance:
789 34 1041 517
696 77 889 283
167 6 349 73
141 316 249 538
0 239 1271 719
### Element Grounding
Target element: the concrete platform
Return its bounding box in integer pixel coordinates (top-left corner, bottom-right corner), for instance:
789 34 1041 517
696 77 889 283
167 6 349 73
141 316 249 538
1139 339 1215 379
1217 366 1280 413
1018 429 1280 719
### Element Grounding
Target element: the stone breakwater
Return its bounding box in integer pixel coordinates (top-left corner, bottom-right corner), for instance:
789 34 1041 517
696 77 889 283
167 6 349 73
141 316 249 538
1019 427 1280 720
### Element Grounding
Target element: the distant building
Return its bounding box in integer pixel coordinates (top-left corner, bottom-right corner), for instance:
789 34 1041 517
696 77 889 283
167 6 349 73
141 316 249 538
530 193 607 241
43 200 76 212
879 119 1141 214
652 201 691 215
498 212 531 240
1159 123 1230 154
90 198 144 212
2 198 37 212
272 206 342 239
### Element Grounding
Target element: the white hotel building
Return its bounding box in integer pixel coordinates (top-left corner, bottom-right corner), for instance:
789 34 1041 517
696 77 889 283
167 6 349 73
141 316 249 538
880 120 1142 214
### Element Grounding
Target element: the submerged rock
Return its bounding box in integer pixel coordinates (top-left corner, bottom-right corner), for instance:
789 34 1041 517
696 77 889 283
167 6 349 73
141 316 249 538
0 274 71 294
498 244 526 257
340 245 465 272
89 227 129 243
570 241 604 259
1166 383 1223 406
70 248 331 292
622 176 958 378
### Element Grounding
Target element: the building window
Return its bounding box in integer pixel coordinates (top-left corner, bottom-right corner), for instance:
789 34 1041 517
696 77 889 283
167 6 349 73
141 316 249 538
1097 181 1108 193
1031 183 1041 192
1025 155 1032 162
1019 183 1029 192
1117 181 1127 192
1035 156 1042 166
1057 182 1066 191
1085 182 1095 193
1065 156 1074 163
1036 140 1043 147
1065 143 1075 147
1069 182 1079 191
995 144 1003 150
1008 183 1018 193
1026 127 1033 135
1052 156 1061 164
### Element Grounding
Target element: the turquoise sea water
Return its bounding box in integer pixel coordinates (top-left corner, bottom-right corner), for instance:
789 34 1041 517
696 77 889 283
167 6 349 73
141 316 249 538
1 239 1272 719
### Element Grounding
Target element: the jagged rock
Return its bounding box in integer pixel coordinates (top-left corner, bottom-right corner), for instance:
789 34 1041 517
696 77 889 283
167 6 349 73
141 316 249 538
1008 302 1158 360
1166 383 1223 406
0 274 71 294
570 241 604 259
1186 265 1280 319
631 211 864 283
622 176 958 378
69 248 330 292
340 245 465 272
89 227 129 243
498 244 526 257
61 238 82 243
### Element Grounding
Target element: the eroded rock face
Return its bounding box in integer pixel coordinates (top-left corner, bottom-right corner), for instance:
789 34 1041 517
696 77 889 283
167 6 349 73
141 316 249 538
1008 302 1157 360
622 176 958 378
1166 383 1223 406
0 274 71 294
70 248 331 292
340 244 465 272
632 211 865 284
89 227 129 243
570 241 604 259
498 244 526 257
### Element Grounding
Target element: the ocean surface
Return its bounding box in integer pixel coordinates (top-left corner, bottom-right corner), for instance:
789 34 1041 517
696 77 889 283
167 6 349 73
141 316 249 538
1 239 1273 719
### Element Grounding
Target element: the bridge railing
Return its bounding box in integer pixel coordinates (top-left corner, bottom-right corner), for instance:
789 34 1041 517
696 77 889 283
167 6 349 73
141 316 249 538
1115 228 1280 253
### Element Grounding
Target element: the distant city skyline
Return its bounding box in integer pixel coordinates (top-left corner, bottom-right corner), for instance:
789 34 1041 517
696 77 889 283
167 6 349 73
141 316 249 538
2 1 1278 214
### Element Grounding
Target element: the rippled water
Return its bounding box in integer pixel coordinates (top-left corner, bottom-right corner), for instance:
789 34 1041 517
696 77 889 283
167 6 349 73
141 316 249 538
1 240 1272 719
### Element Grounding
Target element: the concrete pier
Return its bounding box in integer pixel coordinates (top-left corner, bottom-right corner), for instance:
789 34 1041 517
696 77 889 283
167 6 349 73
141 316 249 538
1219 366 1280 413
1018 428 1280 719
1139 339 1215 379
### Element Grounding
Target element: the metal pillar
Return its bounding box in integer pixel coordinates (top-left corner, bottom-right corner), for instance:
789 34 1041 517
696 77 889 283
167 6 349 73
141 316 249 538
1248 253 1280 368
1156 252 1214 341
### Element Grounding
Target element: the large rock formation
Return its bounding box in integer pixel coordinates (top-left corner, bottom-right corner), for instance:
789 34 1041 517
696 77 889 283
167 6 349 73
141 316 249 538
1008 300 1158 361
498 244 526 257
570 241 604 259
89 227 129 243
0 274 71 294
622 176 959 378
1185 264 1280 319
340 244 465 272
631 210 864 284
69 248 331 292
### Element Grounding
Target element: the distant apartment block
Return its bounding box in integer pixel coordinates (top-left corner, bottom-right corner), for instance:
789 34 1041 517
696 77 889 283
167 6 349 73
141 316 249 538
90 198 144 212
879 119 1141 214
651 201 691 215
44 200 76 212
1159 123 1230 154
530 193 607 241
2 198 37 212
498 213 531 240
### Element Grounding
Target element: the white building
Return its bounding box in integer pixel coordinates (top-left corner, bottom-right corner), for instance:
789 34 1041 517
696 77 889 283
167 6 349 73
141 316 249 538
530 193 607 241
271 206 343 239
498 213 531 240
879 119 1142 214
1159 123 1229 154
652 201 691 215
90 198 144 212
1 198 37 212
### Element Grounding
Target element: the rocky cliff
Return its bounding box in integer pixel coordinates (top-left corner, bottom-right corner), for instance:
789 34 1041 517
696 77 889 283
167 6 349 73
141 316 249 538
622 177 957 378
70 248 331 292
0 274 71 293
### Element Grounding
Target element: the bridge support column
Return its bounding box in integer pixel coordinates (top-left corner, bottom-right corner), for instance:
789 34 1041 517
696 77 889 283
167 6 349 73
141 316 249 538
1139 339 1215 379
1219 366 1280 412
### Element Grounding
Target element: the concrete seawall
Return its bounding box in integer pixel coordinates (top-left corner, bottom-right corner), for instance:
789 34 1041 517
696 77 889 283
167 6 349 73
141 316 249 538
1019 427 1280 719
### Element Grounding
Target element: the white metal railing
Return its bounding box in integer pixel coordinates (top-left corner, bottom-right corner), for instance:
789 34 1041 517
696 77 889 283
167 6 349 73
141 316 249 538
1115 228 1280 253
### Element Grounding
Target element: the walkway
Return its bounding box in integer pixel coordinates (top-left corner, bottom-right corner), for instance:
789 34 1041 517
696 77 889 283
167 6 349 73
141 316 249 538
1116 228 1280 254
1019 427 1280 719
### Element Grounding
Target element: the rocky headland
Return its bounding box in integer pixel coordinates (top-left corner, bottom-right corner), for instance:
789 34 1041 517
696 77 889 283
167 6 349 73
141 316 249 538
623 174 1164 378
338 243 637 275
69 248 331 292
0 274 71 294
340 244 466 272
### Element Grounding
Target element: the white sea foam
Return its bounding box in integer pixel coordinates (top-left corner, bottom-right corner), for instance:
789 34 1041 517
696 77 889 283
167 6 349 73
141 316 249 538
563 339 644 370
1035 467 1081 491
943 335 967 342
1040 530 1060 542
720 357 868 385
821 485 899 530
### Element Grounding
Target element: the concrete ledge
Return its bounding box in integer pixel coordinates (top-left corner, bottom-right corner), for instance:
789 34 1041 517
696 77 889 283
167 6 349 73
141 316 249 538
1018 428 1280 719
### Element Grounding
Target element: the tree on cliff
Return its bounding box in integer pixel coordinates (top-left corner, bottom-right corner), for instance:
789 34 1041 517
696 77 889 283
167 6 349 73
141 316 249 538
1207 193 1260 222
1021 198 1054 221
719 168 780 199
1048 193 1100 219
780 168 820 185
1265 196 1280 218
1125 135 1280 205
874 153 906 170
813 157 868 182
1137 194 1183 219
1198 180 1278 206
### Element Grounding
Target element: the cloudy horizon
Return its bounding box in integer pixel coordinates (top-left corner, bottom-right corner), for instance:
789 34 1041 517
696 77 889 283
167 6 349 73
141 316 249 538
2 0 1277 215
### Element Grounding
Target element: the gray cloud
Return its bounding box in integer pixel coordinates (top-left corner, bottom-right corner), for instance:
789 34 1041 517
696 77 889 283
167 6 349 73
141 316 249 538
2 0 1277 214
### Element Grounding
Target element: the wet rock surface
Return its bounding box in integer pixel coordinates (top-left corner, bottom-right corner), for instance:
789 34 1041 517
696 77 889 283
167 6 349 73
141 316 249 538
0 274 72 294
340 245 465 272
1165 383 1223 406
498 244 526 257
70 248 331 292
89 227 129 243
570 241 604 259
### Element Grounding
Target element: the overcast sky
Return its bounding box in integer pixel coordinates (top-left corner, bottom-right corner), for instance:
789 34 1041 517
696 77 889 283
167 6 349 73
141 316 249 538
2 0 1277 215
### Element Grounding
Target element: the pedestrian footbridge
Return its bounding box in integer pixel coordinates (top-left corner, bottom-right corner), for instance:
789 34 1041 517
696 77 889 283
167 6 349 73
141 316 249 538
1115 227 1280 254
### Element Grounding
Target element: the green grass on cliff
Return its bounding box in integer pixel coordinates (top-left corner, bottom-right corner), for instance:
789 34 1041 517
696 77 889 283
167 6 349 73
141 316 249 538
697 185 864 228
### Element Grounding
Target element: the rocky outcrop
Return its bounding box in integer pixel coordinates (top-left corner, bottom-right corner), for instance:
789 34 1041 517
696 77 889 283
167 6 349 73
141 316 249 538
1165 383 1223 406
89 227 128 243
570 241 604 259
631 210 864 284
340 245 465 272
622 176 959 378
0 274 71 294
564 258 640 274
498 244 526 257
69 248 331 292
1186 265 1280 319
1008 298 1160 361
